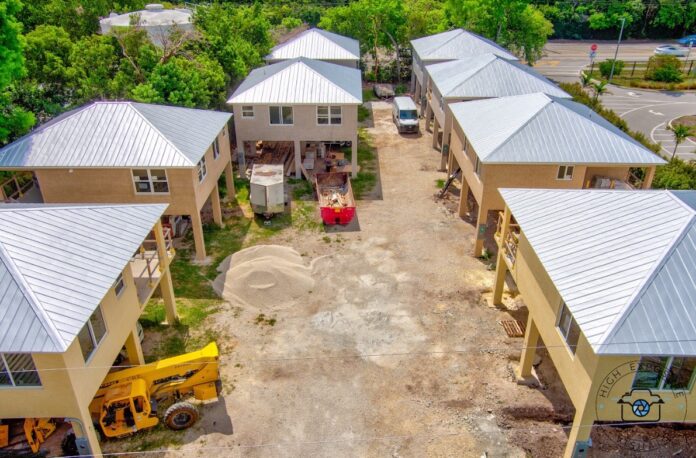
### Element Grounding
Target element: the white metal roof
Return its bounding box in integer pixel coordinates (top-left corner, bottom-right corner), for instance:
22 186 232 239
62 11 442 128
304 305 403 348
411 29 517 62
450 93 665 165
0 102 231 169
426 54 570 99
228 58 363 105
266 28 360 62
100 5 192 28
0 203 167 353
500 189 696 356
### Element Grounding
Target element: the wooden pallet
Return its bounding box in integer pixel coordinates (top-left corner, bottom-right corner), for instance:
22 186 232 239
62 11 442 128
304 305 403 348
498 320 526 338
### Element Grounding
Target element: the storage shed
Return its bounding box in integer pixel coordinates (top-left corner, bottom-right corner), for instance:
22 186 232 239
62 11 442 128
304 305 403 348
250 164 285 216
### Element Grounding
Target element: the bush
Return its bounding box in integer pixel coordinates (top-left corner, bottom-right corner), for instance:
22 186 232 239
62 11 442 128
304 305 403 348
646 55 684 82
599 59 624 78
653 158 696 189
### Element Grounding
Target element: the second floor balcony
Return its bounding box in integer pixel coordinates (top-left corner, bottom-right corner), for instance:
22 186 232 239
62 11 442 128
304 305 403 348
495 211 520 267
130 226 175 305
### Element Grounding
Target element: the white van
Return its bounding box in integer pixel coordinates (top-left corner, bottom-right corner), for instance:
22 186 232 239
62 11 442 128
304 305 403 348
392 96 419 134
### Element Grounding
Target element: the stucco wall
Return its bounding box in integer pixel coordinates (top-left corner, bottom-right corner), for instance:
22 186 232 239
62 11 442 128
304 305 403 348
231 104 358 148
511 232 696 422
32 126 231 216
0 261 143 419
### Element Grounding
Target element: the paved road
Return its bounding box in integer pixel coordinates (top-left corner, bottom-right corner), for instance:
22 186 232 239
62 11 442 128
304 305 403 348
535 39 674 82
534 39 696 162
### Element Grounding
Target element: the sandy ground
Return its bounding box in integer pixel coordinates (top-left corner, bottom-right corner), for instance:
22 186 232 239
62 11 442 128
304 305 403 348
117 102 573 458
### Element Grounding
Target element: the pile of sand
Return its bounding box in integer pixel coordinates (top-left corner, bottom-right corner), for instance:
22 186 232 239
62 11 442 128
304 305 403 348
213 245 315 308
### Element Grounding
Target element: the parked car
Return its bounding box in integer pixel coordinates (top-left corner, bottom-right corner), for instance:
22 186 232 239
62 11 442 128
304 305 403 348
677 35 696 46
654 45 690 57
392 96 419 134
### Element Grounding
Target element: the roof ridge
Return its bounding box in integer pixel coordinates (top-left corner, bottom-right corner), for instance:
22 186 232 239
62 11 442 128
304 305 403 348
597 208 696 352
128 103 196 166
427 28 464 53
440 56 493 95
484 94 551 162
0 243 65 351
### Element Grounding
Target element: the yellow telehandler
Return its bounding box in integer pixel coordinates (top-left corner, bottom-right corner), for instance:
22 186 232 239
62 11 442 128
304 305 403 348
89 342 221 439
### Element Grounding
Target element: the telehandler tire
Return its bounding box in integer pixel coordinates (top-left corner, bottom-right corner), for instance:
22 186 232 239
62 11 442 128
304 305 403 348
164 402 199 430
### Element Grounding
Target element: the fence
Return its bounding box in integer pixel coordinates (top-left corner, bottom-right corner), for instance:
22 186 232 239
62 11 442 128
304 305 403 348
588 59 696 78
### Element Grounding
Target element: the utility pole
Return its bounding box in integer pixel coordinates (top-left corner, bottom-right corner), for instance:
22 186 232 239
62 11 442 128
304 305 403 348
608 17 626 82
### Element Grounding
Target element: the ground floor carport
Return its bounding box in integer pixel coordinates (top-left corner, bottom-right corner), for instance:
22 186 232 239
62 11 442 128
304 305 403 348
236 137 358 180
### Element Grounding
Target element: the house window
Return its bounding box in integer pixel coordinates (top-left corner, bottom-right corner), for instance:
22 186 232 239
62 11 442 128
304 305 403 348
197 157 207 182
212 138 220 159
474 155 481 176
317 106 342 125
633 356 696 391
77 306 107 362
270 106 293 125
0 353 41 387
557 165 574 180
242 106 254 118
557 301 580 354
132 169 169 194
114 273 125 297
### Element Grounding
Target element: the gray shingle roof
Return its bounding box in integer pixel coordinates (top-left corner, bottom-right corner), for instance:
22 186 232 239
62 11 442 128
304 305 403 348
228 57 363 105
500 189 696 356
426 54 569 99
0 102 231 169
0 203 167 353
411 29 517 62
450 93 665 165
266 28 360 62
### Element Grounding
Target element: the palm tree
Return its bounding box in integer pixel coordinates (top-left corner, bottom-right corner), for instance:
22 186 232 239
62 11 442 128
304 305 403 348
668 123 694 161
580 72 592 89
591 81 608 104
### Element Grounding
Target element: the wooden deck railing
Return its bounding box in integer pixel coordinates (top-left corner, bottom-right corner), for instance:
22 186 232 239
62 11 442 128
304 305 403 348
495 211 520 266
133 227 174 286
1 174 34 201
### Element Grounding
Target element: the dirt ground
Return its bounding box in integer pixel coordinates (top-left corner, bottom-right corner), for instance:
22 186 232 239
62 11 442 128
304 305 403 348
102 102 696 458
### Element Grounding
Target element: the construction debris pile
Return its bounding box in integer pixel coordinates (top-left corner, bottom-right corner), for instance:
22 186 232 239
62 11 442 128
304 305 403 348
213 245 315 307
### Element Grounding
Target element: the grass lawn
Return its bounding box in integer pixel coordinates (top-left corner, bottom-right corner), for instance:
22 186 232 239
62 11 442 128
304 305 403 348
346 128 378 199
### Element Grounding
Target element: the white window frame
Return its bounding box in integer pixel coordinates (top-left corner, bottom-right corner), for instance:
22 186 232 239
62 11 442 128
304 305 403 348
212 138 220 160
114 273 125 297
632 356 696 392
241 106 254 119
78 306 107 363
557 165 574 180
132 169 169 194
557 301 580 355
197 157 207 182
0 353 41 387
269 106 293 125
317 106 342 125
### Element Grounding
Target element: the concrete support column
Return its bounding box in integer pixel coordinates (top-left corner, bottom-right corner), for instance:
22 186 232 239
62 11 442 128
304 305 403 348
124 323 145 365
159 269 178 324
190 211 206 261
211 183 223 227
563 399 595 458
351 139 358 178
516 315 539 379
69 405 102 457
492 250 508 305
458 178 469 217
224 160 236 200
294 139 302 179
642 166 656 189
447 147 457 174
442 113 452 152
424 103 433 132
236 140 246 172
473 202 489 257
432 117 440 149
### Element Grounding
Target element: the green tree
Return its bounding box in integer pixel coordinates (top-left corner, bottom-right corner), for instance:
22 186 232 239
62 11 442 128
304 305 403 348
668 124 693 161
403 0 447 39
653 0 696 35
195 4 272 81
68 34 119 101
18 0 110 38
587 0 644 32
24 25 73 88
591 80 608 103
131 55 227 108
445 0 552 64
320 0 406 80
0 0 34 144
